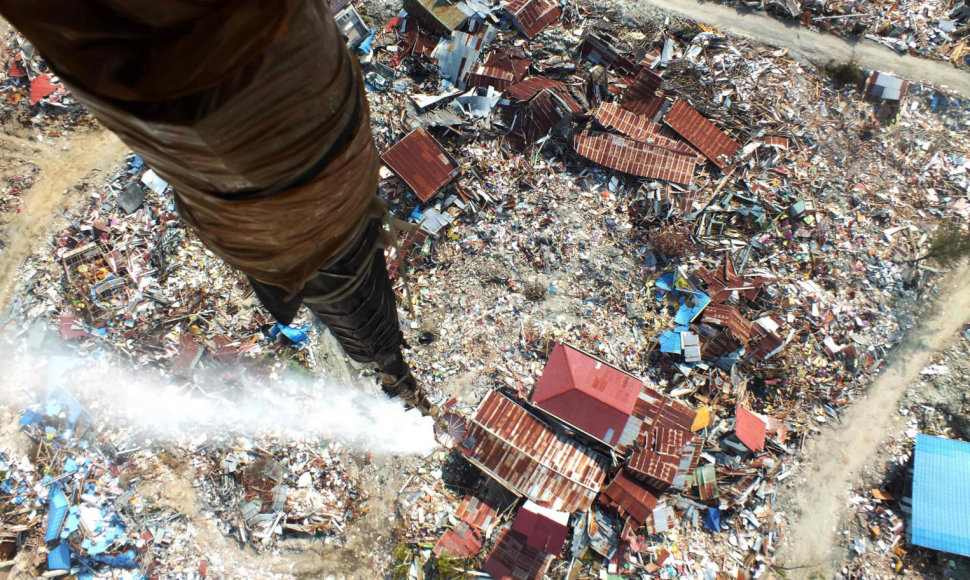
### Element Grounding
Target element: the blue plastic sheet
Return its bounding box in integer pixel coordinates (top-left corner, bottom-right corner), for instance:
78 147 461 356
269 323 311 348
703 507 721 531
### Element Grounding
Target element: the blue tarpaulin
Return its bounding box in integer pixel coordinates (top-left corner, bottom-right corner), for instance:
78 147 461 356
269 323 311 348
45 487 69 542
912 434 970 557
703 507 721 532
674 291 710 325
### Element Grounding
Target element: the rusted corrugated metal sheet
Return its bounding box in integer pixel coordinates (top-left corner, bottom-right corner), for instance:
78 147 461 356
573 131 696 186
633 386 696 434
735 405 766 452
695 257 773 304
381 127 460 202
483 528 554 580
663 99 739 171
628 426 702 492
433 522 482 558
455 495 497 531
593 103 700 159
701 303 755 345
467 50 531 91
504 0 562 39
764 135 790 150
599 471 659 526
620 68 664 118
506 76 567 103
504 77 585 146
461 391 608 513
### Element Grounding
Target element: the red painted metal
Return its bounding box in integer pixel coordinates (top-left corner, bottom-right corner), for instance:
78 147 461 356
504 0 562 39
483 528 554 580
532 343 642 446
510 503 568 555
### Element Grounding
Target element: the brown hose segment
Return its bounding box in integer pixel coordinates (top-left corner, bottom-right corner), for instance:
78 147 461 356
0 0 383 293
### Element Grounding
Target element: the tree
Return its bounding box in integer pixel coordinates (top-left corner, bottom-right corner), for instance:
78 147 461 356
913 224 970 267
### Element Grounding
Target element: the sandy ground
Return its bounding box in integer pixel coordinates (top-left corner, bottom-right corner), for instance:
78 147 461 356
775 261 970 578
0 129 127 313
632 0 970 97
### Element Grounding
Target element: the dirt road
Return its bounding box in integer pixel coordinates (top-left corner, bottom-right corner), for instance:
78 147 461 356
776 263 970 577
633 0 970 97
0 129 127 312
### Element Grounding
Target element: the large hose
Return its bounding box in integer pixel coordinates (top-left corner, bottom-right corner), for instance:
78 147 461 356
0 0 430 410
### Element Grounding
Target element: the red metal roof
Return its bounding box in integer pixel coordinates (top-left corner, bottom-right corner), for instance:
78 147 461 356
510 501 569 555
433 522 482 558
381 127 460 202
454 495 498 531
483 528 554 580
573 131 696 186
461 391 608 513
532 343 642 446
663 99 739 171
504 0 562 39
9 55 25 78
599 471 659 526
29 74 57 105
627 426 702 492
735 405 767 452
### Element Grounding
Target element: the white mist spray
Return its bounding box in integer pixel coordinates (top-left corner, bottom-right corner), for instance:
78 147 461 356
1 329 437 455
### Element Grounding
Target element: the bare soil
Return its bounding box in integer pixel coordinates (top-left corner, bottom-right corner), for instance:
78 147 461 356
776 262 970 578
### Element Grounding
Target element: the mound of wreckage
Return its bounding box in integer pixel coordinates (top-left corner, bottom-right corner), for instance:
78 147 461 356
711 0 970 66
2 0 970 578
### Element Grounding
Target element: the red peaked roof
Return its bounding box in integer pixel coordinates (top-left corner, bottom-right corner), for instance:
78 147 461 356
532 343 642 446
510 501 569 555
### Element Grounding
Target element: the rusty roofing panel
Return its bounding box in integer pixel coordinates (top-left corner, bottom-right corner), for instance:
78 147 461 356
506 76 565 102
621 68 664 117
701 303 754 345
455 495 498 531
599 471 659 526
505 0 562 39
381 127 459 202
663 99 739 171
735 405 766 452
632 386 696 434
467 68 515 91
594 103 698 158
628 426 701 491
573 131 696 186
434 522 482 558
461 391 608 513
483 528 554 580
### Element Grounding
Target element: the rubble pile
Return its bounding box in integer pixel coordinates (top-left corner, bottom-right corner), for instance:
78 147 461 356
714 0 970 65
829 327 970 579
355 0 970 577
0 31 93 128
1 0 969 578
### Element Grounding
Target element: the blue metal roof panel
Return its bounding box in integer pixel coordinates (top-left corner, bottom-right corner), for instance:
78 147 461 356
912 434 970 557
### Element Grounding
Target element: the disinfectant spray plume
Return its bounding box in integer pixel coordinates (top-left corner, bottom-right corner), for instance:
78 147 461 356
1 332 436 455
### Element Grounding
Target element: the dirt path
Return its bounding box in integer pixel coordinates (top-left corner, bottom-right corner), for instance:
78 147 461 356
633 0 970 97
776 262 970 578
0 129 127 312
